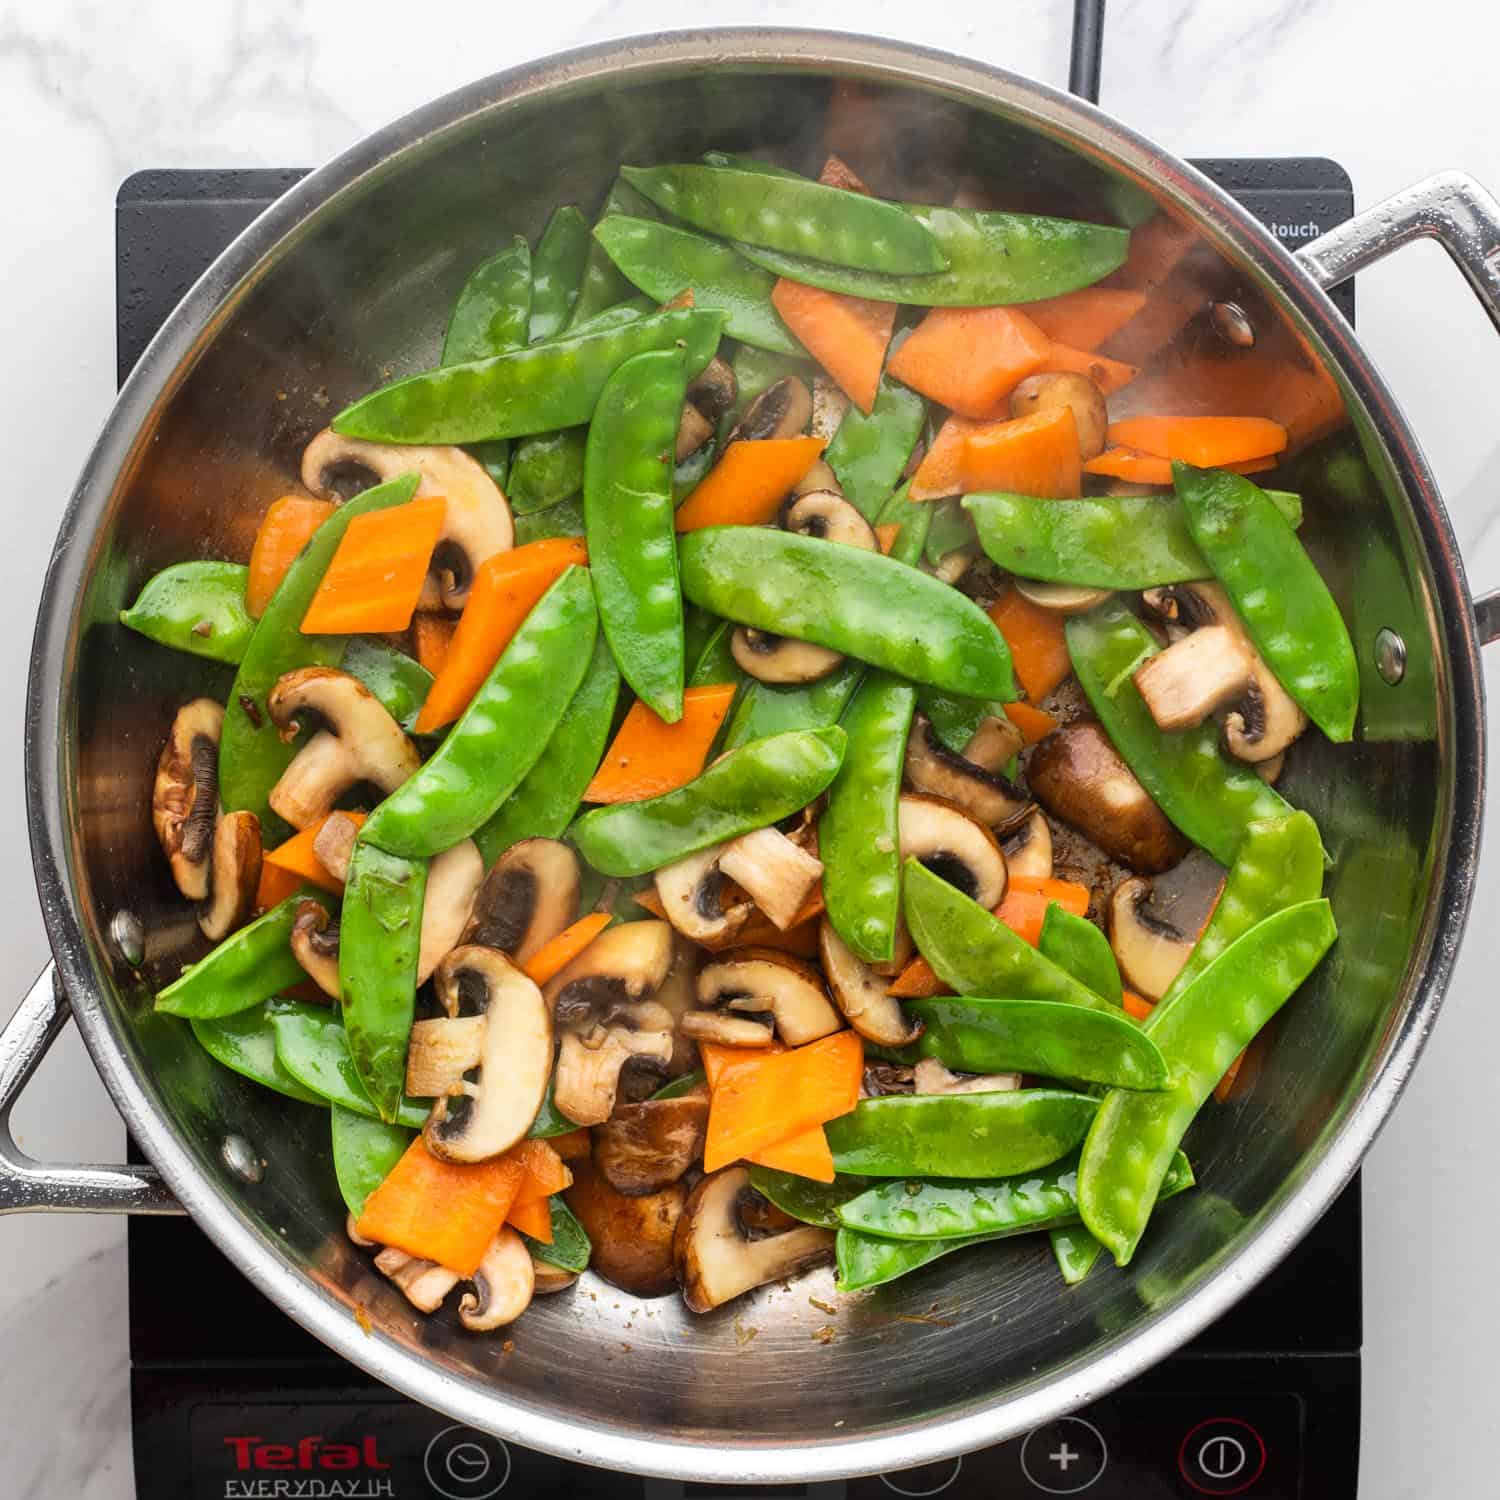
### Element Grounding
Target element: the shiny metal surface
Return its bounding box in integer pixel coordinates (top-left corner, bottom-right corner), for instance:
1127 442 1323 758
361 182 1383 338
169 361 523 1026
16 28 1492 1482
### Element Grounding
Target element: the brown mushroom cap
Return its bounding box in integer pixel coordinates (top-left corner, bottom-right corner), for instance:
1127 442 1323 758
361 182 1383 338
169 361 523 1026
1027 721 1187 874
903 715 1031 831
462 837 578 965
726 376 813 444
564 1159 685 1298
1132 625 1254 732
593 1092 709 1196
197 810 262 942
153 698 226 901
810 373 851 442
675 402 716 463
898 793 1009 908
818 918 923 1048
1108 852 1226 1002
679 1010 776 1047
1008 371 1108 459
290 899 341 998
543 919 674 1023
696 948 842 1047
686 357 738 426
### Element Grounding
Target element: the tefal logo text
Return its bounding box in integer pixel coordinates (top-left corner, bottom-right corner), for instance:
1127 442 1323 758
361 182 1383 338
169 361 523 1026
224 1436 391 1471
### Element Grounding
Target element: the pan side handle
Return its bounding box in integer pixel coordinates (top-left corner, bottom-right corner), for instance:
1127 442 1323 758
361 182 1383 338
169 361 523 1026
1298 170 1500 644
0 963 182 1214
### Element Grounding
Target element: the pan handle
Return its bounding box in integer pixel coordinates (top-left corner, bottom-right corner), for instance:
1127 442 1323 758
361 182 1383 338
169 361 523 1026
1297 170 1500 643
0 963 183 1215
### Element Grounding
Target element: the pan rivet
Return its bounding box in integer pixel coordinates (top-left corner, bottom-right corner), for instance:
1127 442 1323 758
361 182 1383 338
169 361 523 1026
1375 627 1407 685
221 1134 264 1184
1210 300 1256 348
110 910 145 968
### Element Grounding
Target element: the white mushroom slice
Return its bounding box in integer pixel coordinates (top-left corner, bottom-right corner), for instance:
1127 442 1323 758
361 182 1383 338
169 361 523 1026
930 549 974 585
543 920 674 1016
810 374 850 442
531 1260 579 1294
725 377 812 444
904 715 1030 831
963 714 1025 774
153 698 226 901
463 837 580 964
374 1247 461 1314
676 402 715 462
674 1167 836 1314
405 1015 486 1098
416 839 484 985
731 627 844 685
593 1093 709 1195
423 947 552 1163
898 794 1009 908
1132 625 1254 732
717 826 824 931
1108 855 1224 1002
1012 578 1114 615
913 1058 1022 1095
554 1024 674 1127
266 668 420 831
792 458 843 498
458 1228 534 1331
679 1011 777 1047
198 810 262 941
782 490 878 551
311 810 361 883
868 919 915 980
290 900 341 998
301 427 513 611
1255 751 1286 785
1002 811 1054 883
697 949 842 1046
818 918 922 1048
654 846 751 947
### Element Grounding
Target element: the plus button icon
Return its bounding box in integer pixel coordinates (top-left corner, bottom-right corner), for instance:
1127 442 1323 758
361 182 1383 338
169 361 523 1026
1020 1417 1109 1493
1050 1443 1080 1472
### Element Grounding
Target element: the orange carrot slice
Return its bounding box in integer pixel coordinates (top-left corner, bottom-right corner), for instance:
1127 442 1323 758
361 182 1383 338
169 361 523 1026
906 417 968 501
262 810 368 895
301 496 447 634
506 1194 554 1242
583 684 736 804
254 862 303 913
1003 701 1057 745
963 406 1081 498
509 1139 572 1202
888 955 951 999
1084 447 1276 486
697 1041 832 1175
1122 990 1154 1022
412 613 457 676
246 496 334 618
995 877 1090 947
988 588 1071 702
770 280 894 414
886 305 1051 418
674 435 828 532
875 523 900 554
522 913 611 986
549 1128 592 1161
1106 415 1287 468
1023 287 1148 352
1040 342 1139 396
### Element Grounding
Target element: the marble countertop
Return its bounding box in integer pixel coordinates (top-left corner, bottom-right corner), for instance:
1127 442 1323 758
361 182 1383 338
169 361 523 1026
2 2 1496 1495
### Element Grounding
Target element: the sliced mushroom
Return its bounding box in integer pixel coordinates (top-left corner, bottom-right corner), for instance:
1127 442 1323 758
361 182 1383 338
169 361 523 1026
863 1060 916 1096
1002 810 1054 882
903 715 1030 831
1133 625 1255 732
686 357 737 426
898 794 1009 907
1256 751 1286 785
374 1247 461 1314
593 1093 709 1195
565 1159 685 1297
1224 673 1309 764
792 458 843 499
462 837 579 964
290 900 341 998
301 428 513 610
819 918 922 1047
913 1057 1022 1094
423 947 552 1162
679 1010 776 1047
654 846 751 946
311 810 361 883
697 949 842 1046
730 627 844 685
1013 578 1115 615
553 1019 675 1127
1008 372 1108 460
1028 721 1187 874
929 548 974 585
1109 851 1225 1001
782 490 878 551
963 714 1025 774
198 811 262 941
675 401 716 462
153 698 225 901
458 1228 534 1331
266 668 420 831
543 919 674 1018
867 918 914 979
811 375 850 443
725 376 812 445
531 1260 579 1294
405 1014 486 1097
416 839 484 985
651 935 704 1075
674 1167 836 1314
717 826 824 931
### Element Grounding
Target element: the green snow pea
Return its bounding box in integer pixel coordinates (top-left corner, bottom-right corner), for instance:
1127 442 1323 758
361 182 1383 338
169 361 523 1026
189 1001 327 1105
1049 1224 1104 1286
964 489 1303 590
584 347 689 721
361 568 598 857
820 671 916 963
528 205 591 342
473 633 620 866
120 561 255 664
875 479 931 568
569 295 656 334
572 725 847 877
622 163 947 275
508 427 587 515
1079 899 1337 1265
720 661 864 753
1176 463 1359 742
331 1105 413 1218
826 1090 1098 1178
904 860 1116 1015
650 1068 707 1102
155 890 332 1018
674 440 718 505
1038 905 1123 1007
525 1197 593 1273
442 236 532 366
687 619 741 689
1065 603 1294 867
514 493 585 545
899 998 1165 1090
825 379 927 520
343 638 435 735
678 527 1016 701
569 175 661 329
916 689 991 755
220 472 419 840
834 1152 1195 1292
338 837 428 1122
272 1009 430 1127
593 216 801 354
747 1166 869 1229
330 307 726 445
923 499 975 567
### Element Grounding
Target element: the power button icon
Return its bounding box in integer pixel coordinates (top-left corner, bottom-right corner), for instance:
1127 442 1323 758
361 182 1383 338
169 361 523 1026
423 1423 512 1498
1178 1418 1266 1495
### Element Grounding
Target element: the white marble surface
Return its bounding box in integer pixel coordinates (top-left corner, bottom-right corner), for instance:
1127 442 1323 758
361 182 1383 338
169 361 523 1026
1 1 1497 1495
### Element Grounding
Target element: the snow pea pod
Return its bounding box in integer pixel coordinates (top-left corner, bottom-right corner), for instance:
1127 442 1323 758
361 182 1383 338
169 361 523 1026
678 527 1017 701
442 236 532 365
220 472 419 840
528 205 591 343
569 175 660 329
526 1197 593 1273
1038 905 1123 1007
820 671 916 963
593 215 801 355
1079 899 1337 1265
916 689 991 755
120 561 255 665
508 427 587 515
584 346 689 722
339 837 428 1123
902 998 1165 1090
964 489 1303 590
331 1104 412 1218
719 661 864 753
1176 463 1359 742
361 567 598 857
1065 602 1294 867
904 860 1117 1015
155 890 332 1018
826 378 927 521
687 619 741 689
473 633 620 866
330 307 726 445
747 1166 869 1229
343 638 435 736
514 493 585 545
272 1009 430 1128
190 1001 327 1106
875 478 931 568
572 725 847 877
1049 1224 1104 1286
622 163 948 275
923 499 975 566
827 1090 1097 1178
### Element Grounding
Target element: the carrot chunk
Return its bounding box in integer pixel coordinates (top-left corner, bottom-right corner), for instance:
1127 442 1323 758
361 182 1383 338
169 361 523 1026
1003 701 1057 745
911 407 1080 501
1023 287 1148 352
1040 342 1138 396
988 588 1071 702
522 913 611 986
583 684 736 804
995 877 1090 947
262 811 368 895
412 613 457 676
1084 447 1275 486
506 1194 554 1242
301 496 447 634
886 305 1050 418
1106 415 1287 468
770 280 894 414
246 497 334 618
674 436 828 532
888 955 950 999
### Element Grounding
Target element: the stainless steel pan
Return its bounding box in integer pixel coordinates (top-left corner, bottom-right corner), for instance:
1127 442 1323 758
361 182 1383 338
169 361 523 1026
5 28 1499 1484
